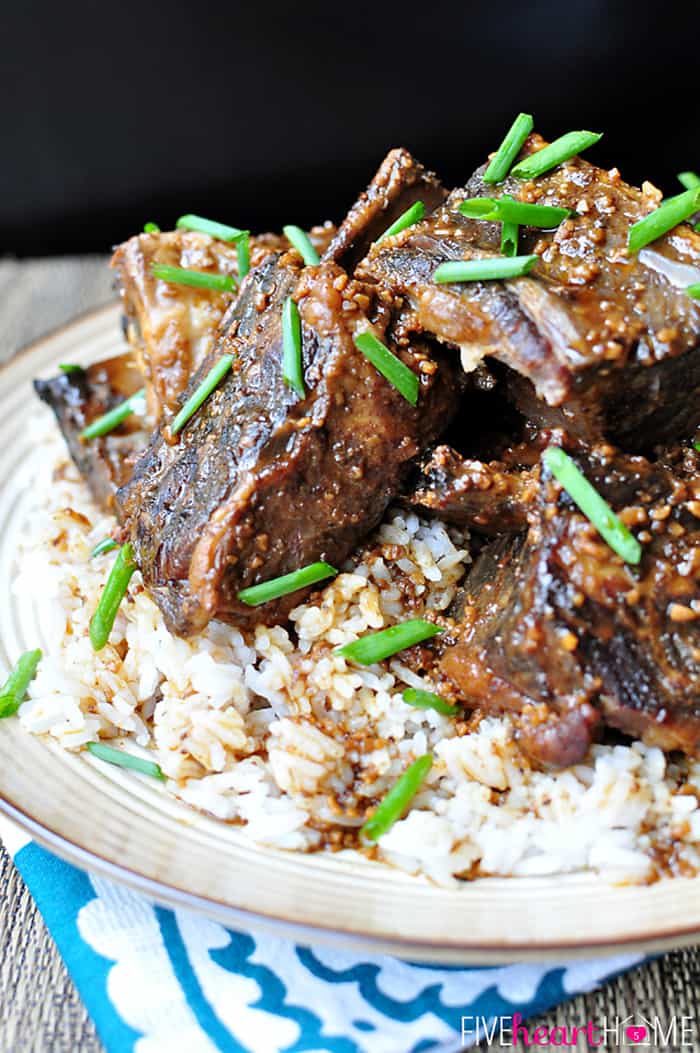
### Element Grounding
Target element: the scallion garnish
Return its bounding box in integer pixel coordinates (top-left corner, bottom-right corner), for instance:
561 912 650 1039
353 331 419 406
678 172 700 191
433 255 537 284
236 233 251 280
283 225 320 266
238 562 337 606
377 201 425 243
91 538 118 558
0 649 42 718
402 688 459 717
282 297 305 397
628 187 700 255
510 131 603 180
59 363 82 374
80 389 146 440
151 264 236 293
688 284 700 299
542 446 642 565
694 440 700 453
143 221 160 233
360 754 433 842
87 742 165 780
176 213 247 242
89 543 137 651
500 221 519 257
171 354 234 435
336 619 442 665
458 197 574 228
483 113 534 184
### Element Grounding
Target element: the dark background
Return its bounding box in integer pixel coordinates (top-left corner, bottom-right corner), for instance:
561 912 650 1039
1 0 694 256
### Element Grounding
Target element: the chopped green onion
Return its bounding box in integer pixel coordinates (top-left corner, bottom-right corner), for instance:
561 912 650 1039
236 233 251 280
458 197 574 228
402 688 459 717
89 543 137 651
151 264 236 292
143 221 160 233
87 742 165 780
0 649 42 718
377 201 425 243
483 113 534 184
360 754 433 842
176 213 247 242
433 255 538 284
542 447 642 565
171 354 234 435
688 283 700 299
282 297 305 397
628 187 700 255
694 440 700 453
510 131 603 180
59 363 82 374
500 221 519 257
678 172 700 191
91 538 118 558
336 619 442 665
283 225 320 266
238 562 337 606
353 331 419 406
80 388 146 440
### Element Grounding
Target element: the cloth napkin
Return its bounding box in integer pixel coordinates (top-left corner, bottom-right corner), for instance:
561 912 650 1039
1 819 645 1053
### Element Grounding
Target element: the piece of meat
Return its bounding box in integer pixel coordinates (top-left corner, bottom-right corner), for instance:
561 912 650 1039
323 148 447 272
439 442 700 765
34 354 148 510
403 443 539 533
117 251 463 636
359 134 700 449
112 225 336 418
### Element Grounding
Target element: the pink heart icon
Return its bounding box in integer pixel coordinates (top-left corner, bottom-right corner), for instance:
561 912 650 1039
626 1025 648 1043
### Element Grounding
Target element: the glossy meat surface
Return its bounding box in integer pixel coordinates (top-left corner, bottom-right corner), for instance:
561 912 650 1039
360 135 700 447
117 252 462 635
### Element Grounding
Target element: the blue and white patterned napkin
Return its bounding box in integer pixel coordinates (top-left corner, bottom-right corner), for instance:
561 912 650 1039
1 819 645 1053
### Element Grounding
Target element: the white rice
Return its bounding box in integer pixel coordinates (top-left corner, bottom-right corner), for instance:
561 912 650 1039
14 416 700 885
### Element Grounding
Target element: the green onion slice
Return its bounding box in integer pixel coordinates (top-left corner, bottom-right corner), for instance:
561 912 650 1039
238 562 337 606
510 131 603 180
500 221 519 257
628 187 700 255
176 213 247 243
59 363 82 374
688 283 700 299
694 440 700 453
336 619 442 665
171 355 234 435
543 447 642 565
353 331 419 406
236 233 251 280
0 649 42 718
483 113 534 184
91 538 119 558
283 225 320 266
87 742 165 780
80 389 146 440
89 543 137 651
143 221 160 233
433 255 537 284
360 754 433 842
151 264 236 292
678 172 700 191
282 297 305 398
376 201 425 243
402 688 459 717
458 196 573 228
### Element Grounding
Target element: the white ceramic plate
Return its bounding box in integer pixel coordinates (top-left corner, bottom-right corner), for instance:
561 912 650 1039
1 303 699 964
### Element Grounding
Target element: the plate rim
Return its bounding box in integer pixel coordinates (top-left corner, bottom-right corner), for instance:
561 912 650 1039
2 301 700 964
